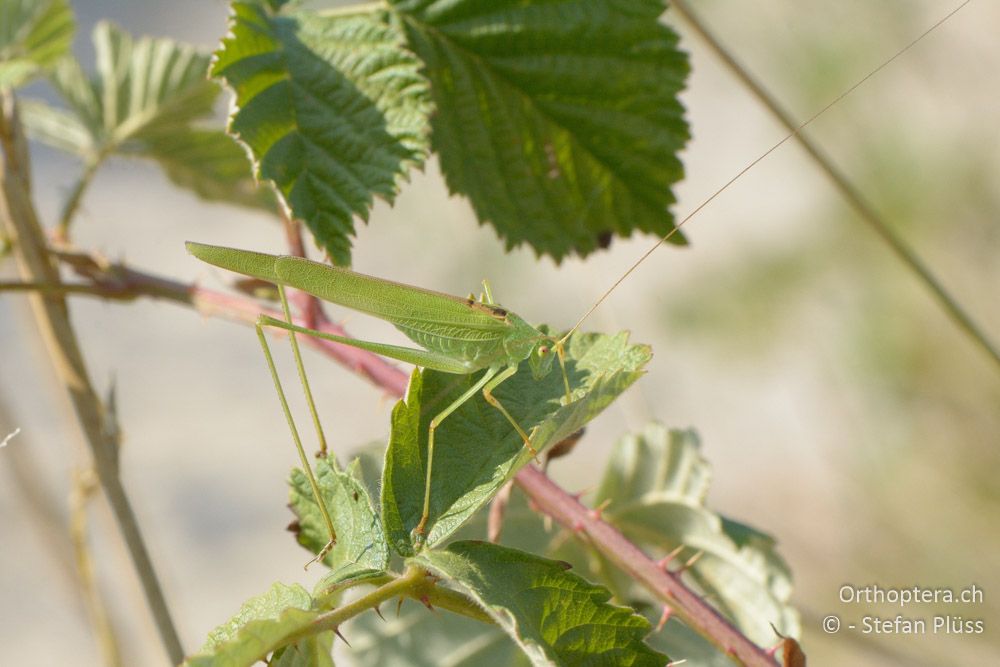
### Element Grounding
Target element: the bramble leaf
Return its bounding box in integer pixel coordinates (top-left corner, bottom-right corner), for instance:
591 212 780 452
443 424 798 663
17 98 90 154
184 582 331 667
348 598 524 667
381 331 650 556
595 423 800 646
288 457 389 589
19 22 273 213
390 0 690 260
411 541 667 667
269 632 334 667
132 128 277 210
212 2 430 265
0 0 74 88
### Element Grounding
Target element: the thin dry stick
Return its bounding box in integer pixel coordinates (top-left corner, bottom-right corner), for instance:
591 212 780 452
71 468 125 667
670 0 998 368
0 93 184 664
0 399 79 593
1 400 126 665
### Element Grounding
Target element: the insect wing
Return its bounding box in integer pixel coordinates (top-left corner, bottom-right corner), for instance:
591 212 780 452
187 242 281 282
274 256 512 336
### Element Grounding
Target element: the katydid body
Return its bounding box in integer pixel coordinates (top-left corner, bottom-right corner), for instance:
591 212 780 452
186 242 565 542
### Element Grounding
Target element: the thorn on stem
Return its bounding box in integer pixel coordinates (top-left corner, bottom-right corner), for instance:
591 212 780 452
587 498 611 521
373 606 386 622
419 595 435 612
656 605 673 632
657 544 685 570
396 597 404 617
488 481 514 543
333 627 351 647
679 550 703 572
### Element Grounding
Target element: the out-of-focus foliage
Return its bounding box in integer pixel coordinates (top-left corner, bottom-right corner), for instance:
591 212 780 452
21 21 273 213
0 0 73 88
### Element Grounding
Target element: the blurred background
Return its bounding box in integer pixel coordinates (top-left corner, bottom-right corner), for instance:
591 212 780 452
1 0 997 664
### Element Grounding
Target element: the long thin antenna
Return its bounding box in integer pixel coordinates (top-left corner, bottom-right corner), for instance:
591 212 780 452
564 1 972 340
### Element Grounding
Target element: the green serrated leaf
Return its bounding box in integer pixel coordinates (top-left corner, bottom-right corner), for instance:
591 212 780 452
212 2 431 265
186 582 329 667
43 55 101 136
446 477 736 665
270 632 334 667
127 128 276 210
90 22 218 144
450 424 798 661
348 595 526 667
18 98 92 154
595 423 800 646
0 0 74 89
382 331 650 556
411 541 667 667
346 490 545 666
289 457 389 588
390 0 689 260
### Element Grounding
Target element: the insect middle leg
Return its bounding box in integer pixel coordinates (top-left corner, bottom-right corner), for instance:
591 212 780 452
415 366 500 540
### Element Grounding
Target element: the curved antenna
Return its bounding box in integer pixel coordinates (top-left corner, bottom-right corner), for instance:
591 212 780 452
560 0 971 344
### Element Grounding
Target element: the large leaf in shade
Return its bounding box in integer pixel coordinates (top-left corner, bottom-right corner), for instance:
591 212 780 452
595 423 799 647
411 541 667 667
348 597 526 667
19 22 273 212
0 0 73 88
185 582 332 667
382 331 651 556
269 633 335 667
132 128 277 209
288 457 389 589
390 0 689 260
212 2 430 264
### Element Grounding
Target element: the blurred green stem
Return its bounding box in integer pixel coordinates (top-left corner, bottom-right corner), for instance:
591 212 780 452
57 154 102 240
672 0 998 370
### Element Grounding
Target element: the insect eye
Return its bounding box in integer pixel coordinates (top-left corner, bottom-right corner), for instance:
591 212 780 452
538 345 549 356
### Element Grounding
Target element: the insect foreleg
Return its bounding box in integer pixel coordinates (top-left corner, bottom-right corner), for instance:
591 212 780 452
554 340 571 403
482 364 537 458
276 285 328 456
